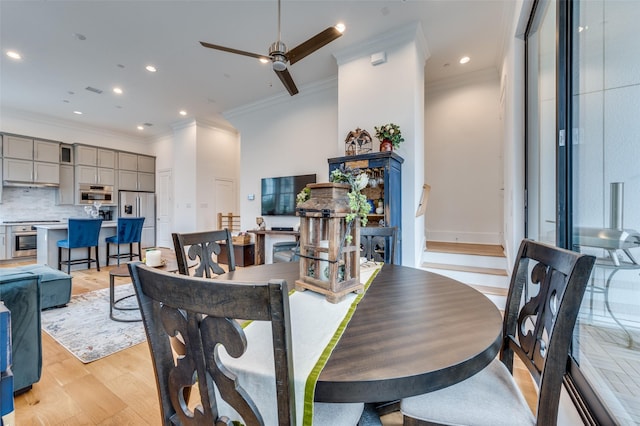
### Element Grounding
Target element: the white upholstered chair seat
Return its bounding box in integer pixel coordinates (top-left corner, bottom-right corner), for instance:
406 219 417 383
313 402 365 425
400 359 536 426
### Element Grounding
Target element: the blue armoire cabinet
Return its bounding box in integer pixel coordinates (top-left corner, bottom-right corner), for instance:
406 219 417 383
328 151 403 263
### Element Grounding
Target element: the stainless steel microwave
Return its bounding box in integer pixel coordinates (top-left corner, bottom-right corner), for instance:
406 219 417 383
78 184 114 204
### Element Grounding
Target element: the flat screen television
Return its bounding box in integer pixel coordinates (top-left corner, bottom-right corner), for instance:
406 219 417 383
261 174 316 216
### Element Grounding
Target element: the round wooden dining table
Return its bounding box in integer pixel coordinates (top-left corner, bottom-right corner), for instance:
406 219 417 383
219 261 503 403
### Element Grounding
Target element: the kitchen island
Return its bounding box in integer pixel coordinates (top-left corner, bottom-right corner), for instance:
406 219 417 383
36 221 118 270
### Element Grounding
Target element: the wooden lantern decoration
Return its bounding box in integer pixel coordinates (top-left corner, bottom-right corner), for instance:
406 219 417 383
295 183 362 303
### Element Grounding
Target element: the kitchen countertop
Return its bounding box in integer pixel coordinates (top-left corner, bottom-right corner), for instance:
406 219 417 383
34 221 117 230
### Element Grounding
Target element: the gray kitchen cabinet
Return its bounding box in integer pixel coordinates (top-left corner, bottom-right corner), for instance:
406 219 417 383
0 226 5 260
138 172 155 191
97 149 116 168
3 137 59 163
2 136 60 185
57 164 74 205
117 152 155 191
75 165 115 186
34 161 60 184
75 145 115 168
138 155 155 173
118 151 138 171
3 158 60 185
117 170 155 191
3 135 33 160
117 169 139 191
34 140 60 163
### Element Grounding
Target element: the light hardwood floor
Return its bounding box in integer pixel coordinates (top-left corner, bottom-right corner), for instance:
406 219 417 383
11 261 536 425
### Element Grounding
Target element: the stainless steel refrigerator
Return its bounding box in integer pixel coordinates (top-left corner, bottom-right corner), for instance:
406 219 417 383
118 191 156 248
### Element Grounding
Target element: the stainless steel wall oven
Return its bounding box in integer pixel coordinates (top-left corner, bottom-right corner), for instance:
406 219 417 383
9 225 37 258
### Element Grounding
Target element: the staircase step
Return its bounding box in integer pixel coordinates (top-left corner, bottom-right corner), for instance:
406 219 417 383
422 262 508 276
422 251 508 270
426 241 505 257
468 284 509 297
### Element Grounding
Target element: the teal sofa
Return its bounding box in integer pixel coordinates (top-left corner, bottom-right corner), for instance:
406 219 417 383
0 265 71 393
1 265 72 310
0 271 41 393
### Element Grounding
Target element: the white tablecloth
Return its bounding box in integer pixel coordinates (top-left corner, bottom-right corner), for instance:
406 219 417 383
216 264 381 425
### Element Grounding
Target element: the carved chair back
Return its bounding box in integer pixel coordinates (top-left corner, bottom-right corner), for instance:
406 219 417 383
172 229 235 277
359 226 398 264
502 239 595 424
128 262 295 425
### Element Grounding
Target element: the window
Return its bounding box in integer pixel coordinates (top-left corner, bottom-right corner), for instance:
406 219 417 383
526 0 639 423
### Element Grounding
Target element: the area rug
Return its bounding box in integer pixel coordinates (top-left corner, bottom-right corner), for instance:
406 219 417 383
40 284 146 363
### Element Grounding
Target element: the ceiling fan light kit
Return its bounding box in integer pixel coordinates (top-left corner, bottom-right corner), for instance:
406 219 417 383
199 0 343 96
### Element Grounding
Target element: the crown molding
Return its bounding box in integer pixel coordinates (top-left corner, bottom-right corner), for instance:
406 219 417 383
223 77 337 121
0 107 151 143
333 22 430 66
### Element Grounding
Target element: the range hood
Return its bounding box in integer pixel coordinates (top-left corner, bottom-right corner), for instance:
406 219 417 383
3 180 59 188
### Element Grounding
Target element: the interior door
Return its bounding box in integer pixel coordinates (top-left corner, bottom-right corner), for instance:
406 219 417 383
156 169 173 248
215 178 236 229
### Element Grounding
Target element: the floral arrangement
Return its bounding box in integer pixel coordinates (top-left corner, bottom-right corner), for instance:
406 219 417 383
329 165 371 227
296 187 311 205
374 123 405 149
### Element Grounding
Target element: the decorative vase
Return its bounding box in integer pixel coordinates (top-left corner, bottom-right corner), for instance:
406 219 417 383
380 139 393 152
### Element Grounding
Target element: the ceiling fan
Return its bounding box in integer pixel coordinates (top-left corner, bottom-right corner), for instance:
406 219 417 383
200 0 344 96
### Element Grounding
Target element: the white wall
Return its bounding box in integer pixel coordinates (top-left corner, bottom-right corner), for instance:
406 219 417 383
335 23 428 267
195 123 240 231
501 0 528 265
225 81 340 262
424 68 504 245
169 121 198 232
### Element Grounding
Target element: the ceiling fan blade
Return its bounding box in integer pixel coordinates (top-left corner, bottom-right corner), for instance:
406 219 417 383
200 41 269 61
287 27 343 65
275 68 299 96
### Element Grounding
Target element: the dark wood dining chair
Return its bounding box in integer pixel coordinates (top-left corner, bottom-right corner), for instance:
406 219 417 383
360 226 398 264
172 229 236 277
128 262 364 425
400 239 595 426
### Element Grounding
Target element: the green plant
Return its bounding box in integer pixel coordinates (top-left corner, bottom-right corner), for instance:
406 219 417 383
296 186 311 205
329 166 371 227
374 123 405 149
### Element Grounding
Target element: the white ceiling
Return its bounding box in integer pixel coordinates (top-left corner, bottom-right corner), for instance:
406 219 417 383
0 1 511 140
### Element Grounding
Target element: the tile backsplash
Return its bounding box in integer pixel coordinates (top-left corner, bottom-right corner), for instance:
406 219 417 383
0 187 113 222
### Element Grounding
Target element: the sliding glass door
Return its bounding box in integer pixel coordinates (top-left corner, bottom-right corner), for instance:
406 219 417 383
526 0 557 246
571 0 640 424
526 0 640 423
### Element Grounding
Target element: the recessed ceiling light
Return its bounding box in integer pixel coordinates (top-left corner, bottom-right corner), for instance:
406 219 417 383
6 51 22 60
113 87 123 94
179 110 187 116
73 111 83 115
259 58 269 64
335 23 346 33
145 65 157 72
459 56 471 64
137 125 144 130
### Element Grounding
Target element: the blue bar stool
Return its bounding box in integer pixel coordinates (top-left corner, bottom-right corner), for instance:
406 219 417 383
57 218 103 273
106 217 145 266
